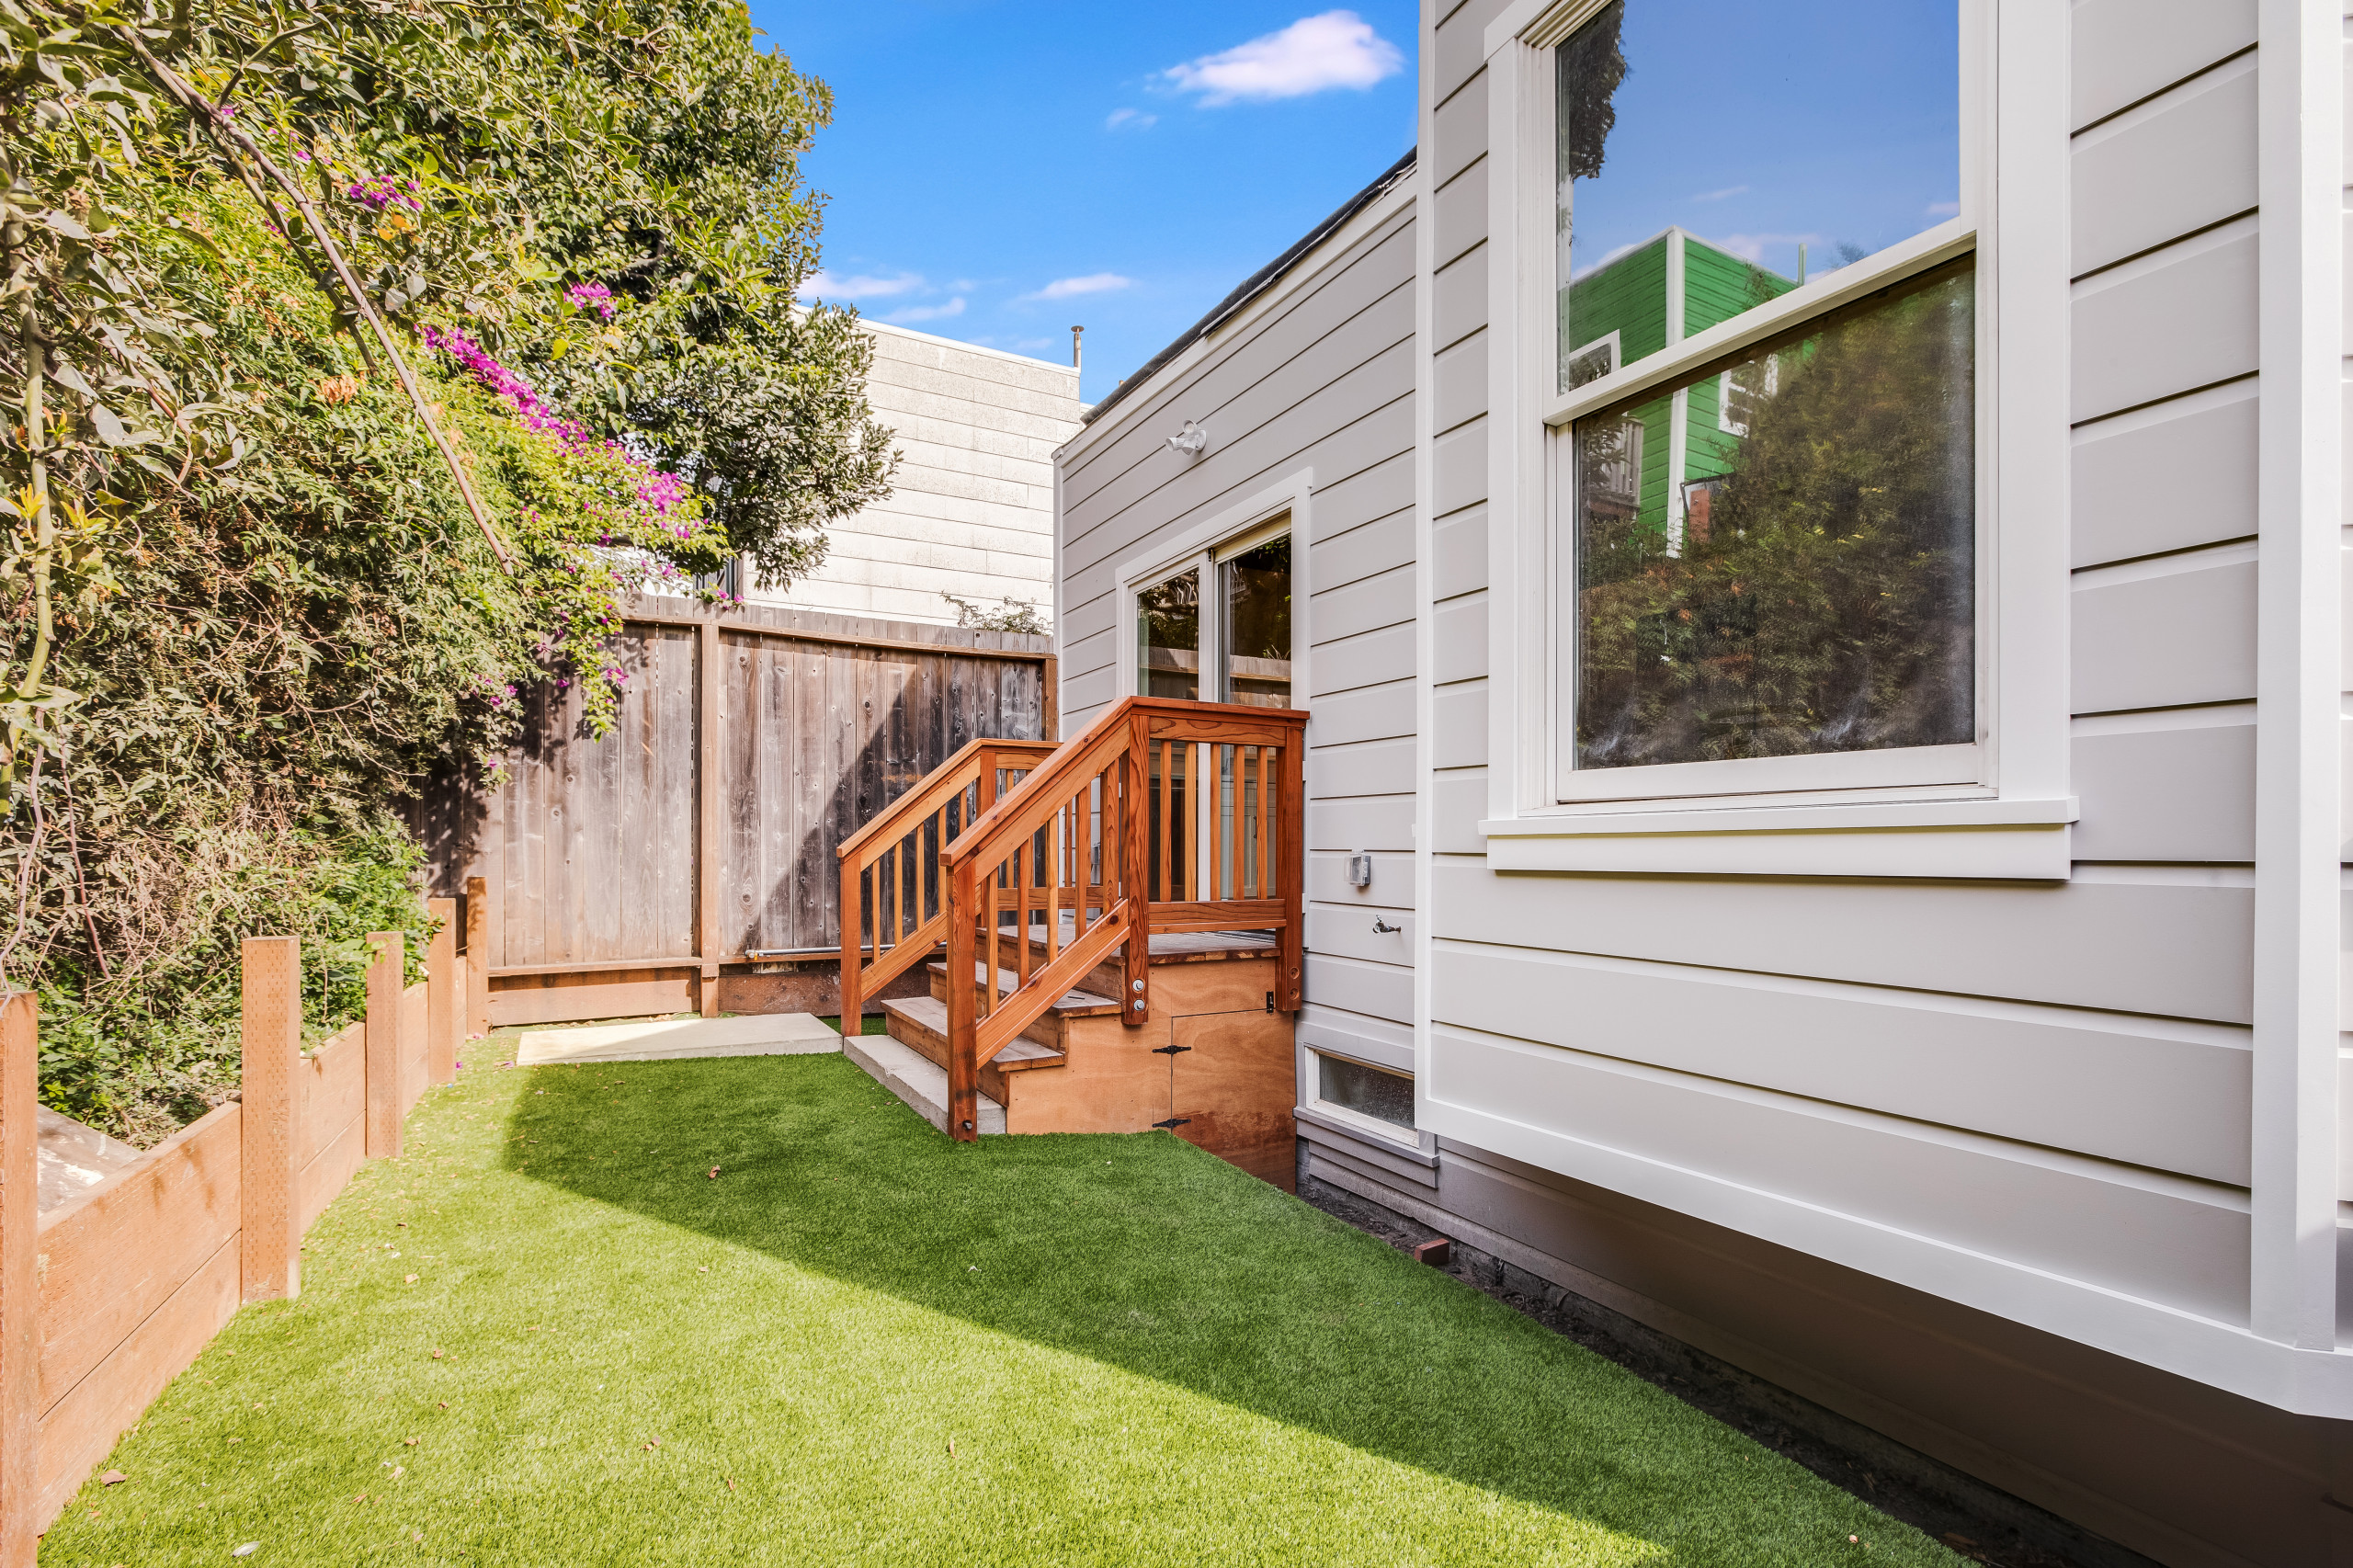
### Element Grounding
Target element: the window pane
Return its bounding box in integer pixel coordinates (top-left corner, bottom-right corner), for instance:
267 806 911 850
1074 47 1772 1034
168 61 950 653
1556 1 1960 392
1137 568 1199 700
1571 260 1974 771
1317 1053 1415 1130
1220 533 1291 708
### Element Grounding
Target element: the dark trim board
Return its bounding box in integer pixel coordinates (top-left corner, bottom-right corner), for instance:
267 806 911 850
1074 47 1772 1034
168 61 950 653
1293 1120 2353 1568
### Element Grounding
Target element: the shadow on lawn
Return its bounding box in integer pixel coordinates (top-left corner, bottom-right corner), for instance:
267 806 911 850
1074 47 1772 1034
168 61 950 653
506 1052 1940 1564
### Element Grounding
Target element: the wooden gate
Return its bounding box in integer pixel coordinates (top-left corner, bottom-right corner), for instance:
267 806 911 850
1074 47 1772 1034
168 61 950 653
411 597 1053 1027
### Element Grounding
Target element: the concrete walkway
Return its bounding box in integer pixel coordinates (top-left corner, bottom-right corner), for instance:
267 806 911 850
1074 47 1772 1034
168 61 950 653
515 1013 842 1066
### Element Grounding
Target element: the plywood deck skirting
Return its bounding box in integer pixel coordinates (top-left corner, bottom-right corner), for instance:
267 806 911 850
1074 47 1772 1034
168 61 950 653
8 937 451 1534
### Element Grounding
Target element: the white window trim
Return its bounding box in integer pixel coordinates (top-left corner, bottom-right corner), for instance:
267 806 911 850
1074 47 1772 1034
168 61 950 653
1113 469 1312 703
1480 0 2072 879
1715 355 1778 437
1302 1047 1427 1154
1563 327 1620 388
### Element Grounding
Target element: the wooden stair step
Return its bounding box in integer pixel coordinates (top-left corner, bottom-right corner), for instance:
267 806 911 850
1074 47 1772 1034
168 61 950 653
926 961 1121 1017
882 995 1068 1072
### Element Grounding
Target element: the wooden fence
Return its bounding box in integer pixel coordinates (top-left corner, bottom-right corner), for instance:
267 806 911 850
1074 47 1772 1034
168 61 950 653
410 597 1054 1028
0 915 468 1552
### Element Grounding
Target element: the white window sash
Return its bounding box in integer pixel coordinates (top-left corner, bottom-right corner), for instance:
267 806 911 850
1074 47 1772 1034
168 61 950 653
1479 0 2071 873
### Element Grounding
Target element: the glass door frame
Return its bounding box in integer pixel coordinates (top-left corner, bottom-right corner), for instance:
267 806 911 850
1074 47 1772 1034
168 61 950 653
1124 512 1295 707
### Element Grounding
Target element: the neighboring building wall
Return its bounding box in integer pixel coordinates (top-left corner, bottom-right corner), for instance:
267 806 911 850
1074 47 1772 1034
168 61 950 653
745 321 1081 628
1333 5 2332 1567
1054 181 1420 1084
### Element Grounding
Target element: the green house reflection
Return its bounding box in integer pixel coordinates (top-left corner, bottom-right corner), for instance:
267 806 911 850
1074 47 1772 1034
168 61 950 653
1561 226 1797 554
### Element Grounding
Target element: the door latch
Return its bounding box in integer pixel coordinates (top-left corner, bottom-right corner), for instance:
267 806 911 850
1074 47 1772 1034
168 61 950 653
1265 991 1275 1014
1372 918 1401 935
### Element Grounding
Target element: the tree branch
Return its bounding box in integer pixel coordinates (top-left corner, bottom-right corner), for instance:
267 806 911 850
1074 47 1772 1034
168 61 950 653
114 28 517 574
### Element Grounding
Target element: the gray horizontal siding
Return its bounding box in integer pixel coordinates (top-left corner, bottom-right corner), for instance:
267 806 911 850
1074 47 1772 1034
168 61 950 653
1411 0 2269 1333
1056 201 1418 1034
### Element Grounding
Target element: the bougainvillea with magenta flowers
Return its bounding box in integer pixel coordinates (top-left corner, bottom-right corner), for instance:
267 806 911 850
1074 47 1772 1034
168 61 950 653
345 174 422 212
566 281 617 320
422 326 733 736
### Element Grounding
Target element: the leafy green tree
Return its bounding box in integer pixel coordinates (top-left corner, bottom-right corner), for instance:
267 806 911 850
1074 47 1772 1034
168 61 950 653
0 0 896 1136
1575 263 1976 768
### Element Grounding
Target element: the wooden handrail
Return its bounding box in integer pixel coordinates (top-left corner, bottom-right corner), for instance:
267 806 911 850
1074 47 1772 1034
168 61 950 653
836 735 1058 1028
937 696 1307 1142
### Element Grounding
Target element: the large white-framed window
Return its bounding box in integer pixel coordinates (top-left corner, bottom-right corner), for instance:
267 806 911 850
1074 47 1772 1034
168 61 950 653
1478 0 2073 878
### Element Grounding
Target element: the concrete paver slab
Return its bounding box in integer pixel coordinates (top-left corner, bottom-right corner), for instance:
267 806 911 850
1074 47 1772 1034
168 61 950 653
516 1013 842 1065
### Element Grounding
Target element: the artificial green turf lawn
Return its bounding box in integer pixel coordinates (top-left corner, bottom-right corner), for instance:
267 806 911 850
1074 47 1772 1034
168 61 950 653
46 1052 1963 1566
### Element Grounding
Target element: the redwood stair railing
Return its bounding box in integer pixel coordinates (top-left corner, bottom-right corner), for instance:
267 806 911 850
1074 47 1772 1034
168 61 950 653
835 736 1058 1029
932 696 1306 1141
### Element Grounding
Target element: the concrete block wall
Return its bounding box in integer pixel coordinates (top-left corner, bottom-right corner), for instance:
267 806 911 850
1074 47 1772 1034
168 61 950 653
744 321 1083 628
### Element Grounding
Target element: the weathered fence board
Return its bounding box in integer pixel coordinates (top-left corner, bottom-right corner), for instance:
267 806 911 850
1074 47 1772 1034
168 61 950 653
412 597 1053 1026
13 943 449 1532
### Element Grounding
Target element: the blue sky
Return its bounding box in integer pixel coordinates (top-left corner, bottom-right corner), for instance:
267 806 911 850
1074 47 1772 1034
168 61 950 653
749 3 1419 403
1565 3 1959 288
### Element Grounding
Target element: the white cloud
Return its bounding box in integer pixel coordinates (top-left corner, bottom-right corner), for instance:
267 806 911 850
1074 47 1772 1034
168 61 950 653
1690 185 1748 203
884 297 966 324
1713 232 1823 264
1026 273 1132 301
1925 199 1961 218
1157 10 1404 107
803 270 924 301
1107 108 1158 131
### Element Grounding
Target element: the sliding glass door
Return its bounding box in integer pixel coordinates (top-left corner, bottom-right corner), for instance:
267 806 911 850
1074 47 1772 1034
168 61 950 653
1133 517 1293 708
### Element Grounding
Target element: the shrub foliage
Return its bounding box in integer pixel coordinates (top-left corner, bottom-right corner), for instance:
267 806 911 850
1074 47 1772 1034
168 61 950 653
0 0 894 1139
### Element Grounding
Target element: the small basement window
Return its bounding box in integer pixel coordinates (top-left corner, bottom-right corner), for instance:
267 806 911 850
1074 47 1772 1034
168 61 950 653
1315 1053 1415 1132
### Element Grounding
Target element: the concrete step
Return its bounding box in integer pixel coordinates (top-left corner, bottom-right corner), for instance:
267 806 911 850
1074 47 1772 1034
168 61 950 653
882 994 1068 1074
842 1028 1006 1137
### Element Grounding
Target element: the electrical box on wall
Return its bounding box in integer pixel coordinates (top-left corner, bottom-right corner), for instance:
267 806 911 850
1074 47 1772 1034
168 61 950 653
1347 853 1373 890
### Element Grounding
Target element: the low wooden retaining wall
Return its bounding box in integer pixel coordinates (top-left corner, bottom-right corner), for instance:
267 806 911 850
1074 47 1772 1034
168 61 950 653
0 904 472 1556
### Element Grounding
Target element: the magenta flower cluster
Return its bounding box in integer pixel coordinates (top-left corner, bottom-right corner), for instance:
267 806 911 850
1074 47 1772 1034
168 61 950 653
566 282 618 320
347 174 423 212
420 325 698 528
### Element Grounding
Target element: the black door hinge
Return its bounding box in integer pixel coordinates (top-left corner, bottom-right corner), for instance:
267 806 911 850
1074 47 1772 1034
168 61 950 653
1153 1117 1191 1130
1151 1043 1190 1055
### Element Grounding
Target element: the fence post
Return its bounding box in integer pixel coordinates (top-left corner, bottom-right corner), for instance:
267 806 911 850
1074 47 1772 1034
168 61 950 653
1121 715 1152 1028
1276 733 1305 1013
944 857 980 1142
239 937 301 1303
365 932 404 1159
696 614 721 1019
837 855 862 1038
0 993 37 1568
426 898 457 1085
463 876 488 1040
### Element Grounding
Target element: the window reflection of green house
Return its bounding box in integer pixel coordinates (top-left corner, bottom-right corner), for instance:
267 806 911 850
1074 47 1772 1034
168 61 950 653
1559 227 1797 550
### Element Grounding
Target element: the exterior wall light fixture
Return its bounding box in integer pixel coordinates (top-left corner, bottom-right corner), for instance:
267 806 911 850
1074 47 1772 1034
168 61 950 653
1168 420 1208 457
